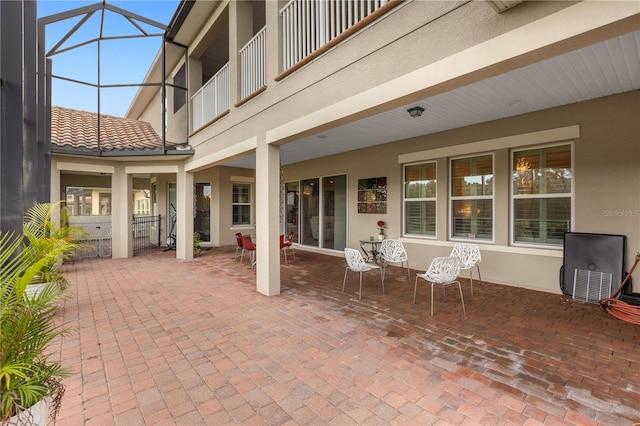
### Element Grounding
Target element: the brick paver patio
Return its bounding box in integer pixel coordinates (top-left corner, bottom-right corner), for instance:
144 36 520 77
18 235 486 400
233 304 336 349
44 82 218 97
53 247 640 425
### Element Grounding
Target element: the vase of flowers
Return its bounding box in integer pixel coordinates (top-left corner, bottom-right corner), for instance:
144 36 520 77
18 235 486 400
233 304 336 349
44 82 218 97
377 220 385 240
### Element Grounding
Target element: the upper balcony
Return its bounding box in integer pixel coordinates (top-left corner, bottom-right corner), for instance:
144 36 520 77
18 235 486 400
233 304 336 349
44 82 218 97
279 0 396 75
189 0 400 134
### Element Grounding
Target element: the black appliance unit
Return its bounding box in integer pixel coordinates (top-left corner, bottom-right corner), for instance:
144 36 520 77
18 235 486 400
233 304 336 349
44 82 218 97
560 232 627 303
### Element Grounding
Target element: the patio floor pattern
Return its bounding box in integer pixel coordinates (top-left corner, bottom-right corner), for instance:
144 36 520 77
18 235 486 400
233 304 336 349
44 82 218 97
52 246 640 425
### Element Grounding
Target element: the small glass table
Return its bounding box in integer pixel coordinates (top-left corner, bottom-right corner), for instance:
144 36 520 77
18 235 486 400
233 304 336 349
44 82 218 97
359 239 383 263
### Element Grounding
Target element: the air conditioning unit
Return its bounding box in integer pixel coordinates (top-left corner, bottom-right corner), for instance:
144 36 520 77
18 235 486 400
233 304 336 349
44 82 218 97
560 232 627 303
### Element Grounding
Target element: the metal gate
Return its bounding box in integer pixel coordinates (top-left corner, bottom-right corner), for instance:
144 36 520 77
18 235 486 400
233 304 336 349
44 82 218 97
72 221 112 260
71 215 161 259
133 215 161 255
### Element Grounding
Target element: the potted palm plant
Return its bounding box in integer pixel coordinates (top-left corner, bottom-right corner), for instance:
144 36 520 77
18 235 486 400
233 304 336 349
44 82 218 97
0 230 71 425
22 202 85 297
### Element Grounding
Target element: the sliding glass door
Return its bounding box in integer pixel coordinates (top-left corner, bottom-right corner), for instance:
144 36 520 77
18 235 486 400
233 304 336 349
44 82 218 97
300 178 319 246
285 182 299 242
322 175 346 250
291 175 346 250
195 182 211 243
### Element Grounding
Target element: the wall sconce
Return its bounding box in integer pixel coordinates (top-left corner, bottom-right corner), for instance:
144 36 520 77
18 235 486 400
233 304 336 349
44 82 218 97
407 106 424 118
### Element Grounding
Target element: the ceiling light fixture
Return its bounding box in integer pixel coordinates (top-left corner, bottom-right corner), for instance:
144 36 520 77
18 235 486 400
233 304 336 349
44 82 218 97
407 106 425 118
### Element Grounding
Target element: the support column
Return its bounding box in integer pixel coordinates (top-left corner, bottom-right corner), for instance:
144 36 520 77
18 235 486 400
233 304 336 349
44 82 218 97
49 159 61 204
176 165 194 260
255 140 281 296
210 167 222 247
229 0 253 105
112 165 132 258
265 0 281 81
49 159 62 227
0 0 25 236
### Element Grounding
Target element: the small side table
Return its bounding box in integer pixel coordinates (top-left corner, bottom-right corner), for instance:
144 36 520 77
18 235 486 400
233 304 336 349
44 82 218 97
359 239 383 263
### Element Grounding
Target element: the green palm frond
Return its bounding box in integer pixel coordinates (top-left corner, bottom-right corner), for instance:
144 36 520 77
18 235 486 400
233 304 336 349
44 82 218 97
0 227 71 422
22 202 57 240
21 202 87 286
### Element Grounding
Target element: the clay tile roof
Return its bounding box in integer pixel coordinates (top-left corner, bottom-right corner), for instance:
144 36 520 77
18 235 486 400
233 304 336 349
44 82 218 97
51 106 175 152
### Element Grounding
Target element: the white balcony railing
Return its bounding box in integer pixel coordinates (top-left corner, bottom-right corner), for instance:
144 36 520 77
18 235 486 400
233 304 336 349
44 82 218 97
239 27 267 99
191 62 230 131
280 0 389 70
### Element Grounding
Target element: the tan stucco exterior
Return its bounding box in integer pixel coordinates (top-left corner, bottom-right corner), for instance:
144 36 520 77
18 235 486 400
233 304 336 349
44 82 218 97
283 91 639 293
52 0 640 296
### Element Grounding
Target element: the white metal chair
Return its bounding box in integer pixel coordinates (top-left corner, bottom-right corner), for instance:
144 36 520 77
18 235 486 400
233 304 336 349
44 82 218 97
379 239 410 284
342 248 384 300
450 243 482 295
414 256 465 316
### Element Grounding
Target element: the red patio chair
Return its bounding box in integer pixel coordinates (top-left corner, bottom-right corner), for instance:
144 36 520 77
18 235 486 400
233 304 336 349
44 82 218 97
241 235 256 268
235 232 244 261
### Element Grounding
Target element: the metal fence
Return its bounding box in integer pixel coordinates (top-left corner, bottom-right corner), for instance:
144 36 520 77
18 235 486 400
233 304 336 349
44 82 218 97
280 0 389 69
72 221 112 260
71 215 161 260
239 27 266 99
133 215 161 255
191 63 230 131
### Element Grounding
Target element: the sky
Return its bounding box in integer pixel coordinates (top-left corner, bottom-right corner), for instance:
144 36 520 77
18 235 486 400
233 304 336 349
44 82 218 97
37 0 180 117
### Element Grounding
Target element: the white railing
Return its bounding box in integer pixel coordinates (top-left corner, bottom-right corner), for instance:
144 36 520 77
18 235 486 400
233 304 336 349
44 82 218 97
280 0 389 70
239 27 267 100
191 62 230 131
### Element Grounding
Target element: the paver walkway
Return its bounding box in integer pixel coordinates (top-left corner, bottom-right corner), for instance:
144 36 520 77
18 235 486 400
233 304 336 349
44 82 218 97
53 247 640 425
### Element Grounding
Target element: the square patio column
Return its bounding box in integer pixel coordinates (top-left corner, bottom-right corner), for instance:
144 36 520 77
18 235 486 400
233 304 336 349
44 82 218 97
49 158 61 205
48 158 62 227
255 141 281 296
229 0 253 105
176 164 194 260
112 164 133 258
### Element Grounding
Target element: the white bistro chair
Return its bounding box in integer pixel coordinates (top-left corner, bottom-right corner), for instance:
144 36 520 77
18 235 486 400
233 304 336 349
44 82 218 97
379 239 410 284
450 243 482 295
343 248 385 300
414 256 465 316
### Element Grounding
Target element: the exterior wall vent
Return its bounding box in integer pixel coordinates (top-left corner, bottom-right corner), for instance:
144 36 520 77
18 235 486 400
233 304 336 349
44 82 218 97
487 0 525 13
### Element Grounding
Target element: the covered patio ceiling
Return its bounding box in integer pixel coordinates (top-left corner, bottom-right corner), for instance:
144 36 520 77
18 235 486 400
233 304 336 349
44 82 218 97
222 29 639 169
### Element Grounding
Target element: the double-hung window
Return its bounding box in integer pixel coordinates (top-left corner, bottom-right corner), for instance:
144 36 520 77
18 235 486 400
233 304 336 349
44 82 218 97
232 182 252 226
512 144 572 245
403 162 436 237
450 154 493 240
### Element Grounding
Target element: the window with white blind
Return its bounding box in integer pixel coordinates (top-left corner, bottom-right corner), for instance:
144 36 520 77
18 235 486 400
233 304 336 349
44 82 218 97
512 144 572 245
403 162 436 237
232 182 252 226
450 154 493 240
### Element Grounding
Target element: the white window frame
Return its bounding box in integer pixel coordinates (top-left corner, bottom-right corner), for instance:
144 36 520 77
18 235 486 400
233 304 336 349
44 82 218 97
232 182 253 226
510 142 574 248
403 161 437 238
449 153 495 242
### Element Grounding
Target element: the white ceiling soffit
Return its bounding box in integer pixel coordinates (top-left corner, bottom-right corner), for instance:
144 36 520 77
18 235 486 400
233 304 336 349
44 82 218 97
486 0 525 14
222 30 640 169
173 1 219 47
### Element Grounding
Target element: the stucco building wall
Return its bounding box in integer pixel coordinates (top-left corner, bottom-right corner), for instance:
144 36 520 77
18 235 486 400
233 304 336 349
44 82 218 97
283 91 640 293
